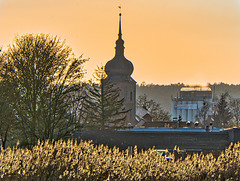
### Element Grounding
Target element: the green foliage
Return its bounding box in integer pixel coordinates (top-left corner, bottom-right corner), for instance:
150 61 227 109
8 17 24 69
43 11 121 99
83 65 127 129
213 93 233 127
0 34 88 145
1 140 240 180
83 79 127 129
229 97 240 127
137 94 170 122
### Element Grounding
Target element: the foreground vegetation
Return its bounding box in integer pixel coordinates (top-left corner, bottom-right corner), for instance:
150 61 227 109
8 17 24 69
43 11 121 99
0 140 239 180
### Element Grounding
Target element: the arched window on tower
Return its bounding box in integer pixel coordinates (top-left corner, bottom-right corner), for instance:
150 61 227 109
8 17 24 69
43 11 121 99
130 92 133 101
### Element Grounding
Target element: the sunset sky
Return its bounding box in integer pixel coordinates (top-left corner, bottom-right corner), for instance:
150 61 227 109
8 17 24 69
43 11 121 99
0 0 240 85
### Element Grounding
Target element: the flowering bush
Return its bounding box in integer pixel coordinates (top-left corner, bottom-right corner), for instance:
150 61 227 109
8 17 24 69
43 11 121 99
0 139 239 180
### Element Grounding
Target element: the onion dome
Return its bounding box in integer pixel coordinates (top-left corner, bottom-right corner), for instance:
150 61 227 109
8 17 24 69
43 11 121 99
105 13 134 78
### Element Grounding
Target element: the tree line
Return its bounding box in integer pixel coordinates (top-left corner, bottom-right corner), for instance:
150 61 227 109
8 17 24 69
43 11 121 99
198 92 240 128
137 83 240 113
137 83 240 127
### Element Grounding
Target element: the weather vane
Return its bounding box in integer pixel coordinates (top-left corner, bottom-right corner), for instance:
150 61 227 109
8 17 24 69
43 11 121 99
118 5 121 15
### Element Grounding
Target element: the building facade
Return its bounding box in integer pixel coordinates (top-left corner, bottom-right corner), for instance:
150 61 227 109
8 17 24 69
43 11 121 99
104 12 137 126
172 86 213 124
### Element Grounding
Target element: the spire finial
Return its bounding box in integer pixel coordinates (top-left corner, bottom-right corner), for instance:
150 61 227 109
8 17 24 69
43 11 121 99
115 5 124 56
118 5 122 38
118 5 121 14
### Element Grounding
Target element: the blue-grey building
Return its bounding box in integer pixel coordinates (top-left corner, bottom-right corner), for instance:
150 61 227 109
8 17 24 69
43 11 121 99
172 86 213 123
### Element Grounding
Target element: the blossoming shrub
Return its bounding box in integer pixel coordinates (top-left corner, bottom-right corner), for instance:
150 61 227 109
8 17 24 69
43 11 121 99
0 139 240 180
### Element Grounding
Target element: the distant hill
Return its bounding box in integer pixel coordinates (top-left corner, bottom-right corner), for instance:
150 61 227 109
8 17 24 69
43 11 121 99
136 83 240 114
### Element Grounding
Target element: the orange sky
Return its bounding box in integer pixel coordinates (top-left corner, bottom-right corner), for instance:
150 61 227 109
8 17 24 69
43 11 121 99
0 0 240 85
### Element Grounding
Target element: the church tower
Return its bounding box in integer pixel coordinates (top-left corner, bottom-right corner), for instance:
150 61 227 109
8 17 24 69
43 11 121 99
105 11 137 126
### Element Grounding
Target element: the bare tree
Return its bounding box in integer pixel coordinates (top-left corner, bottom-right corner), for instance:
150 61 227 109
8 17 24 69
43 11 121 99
198 100 210 126
1 34 88 146
0 49 16 148
137 94 170 122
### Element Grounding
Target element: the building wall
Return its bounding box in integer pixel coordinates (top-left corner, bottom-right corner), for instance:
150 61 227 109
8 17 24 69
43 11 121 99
75 129 234 152
172 100 204 122
172 89 213 123
113 78 136 126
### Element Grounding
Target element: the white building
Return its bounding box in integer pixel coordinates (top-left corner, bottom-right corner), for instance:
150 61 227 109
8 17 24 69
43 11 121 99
172 86 213 124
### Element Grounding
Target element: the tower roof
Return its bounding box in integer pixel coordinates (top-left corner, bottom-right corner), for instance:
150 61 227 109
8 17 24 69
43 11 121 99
105 11 134 79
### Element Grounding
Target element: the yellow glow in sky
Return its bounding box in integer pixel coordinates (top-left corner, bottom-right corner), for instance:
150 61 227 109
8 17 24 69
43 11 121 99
0 0 240 85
